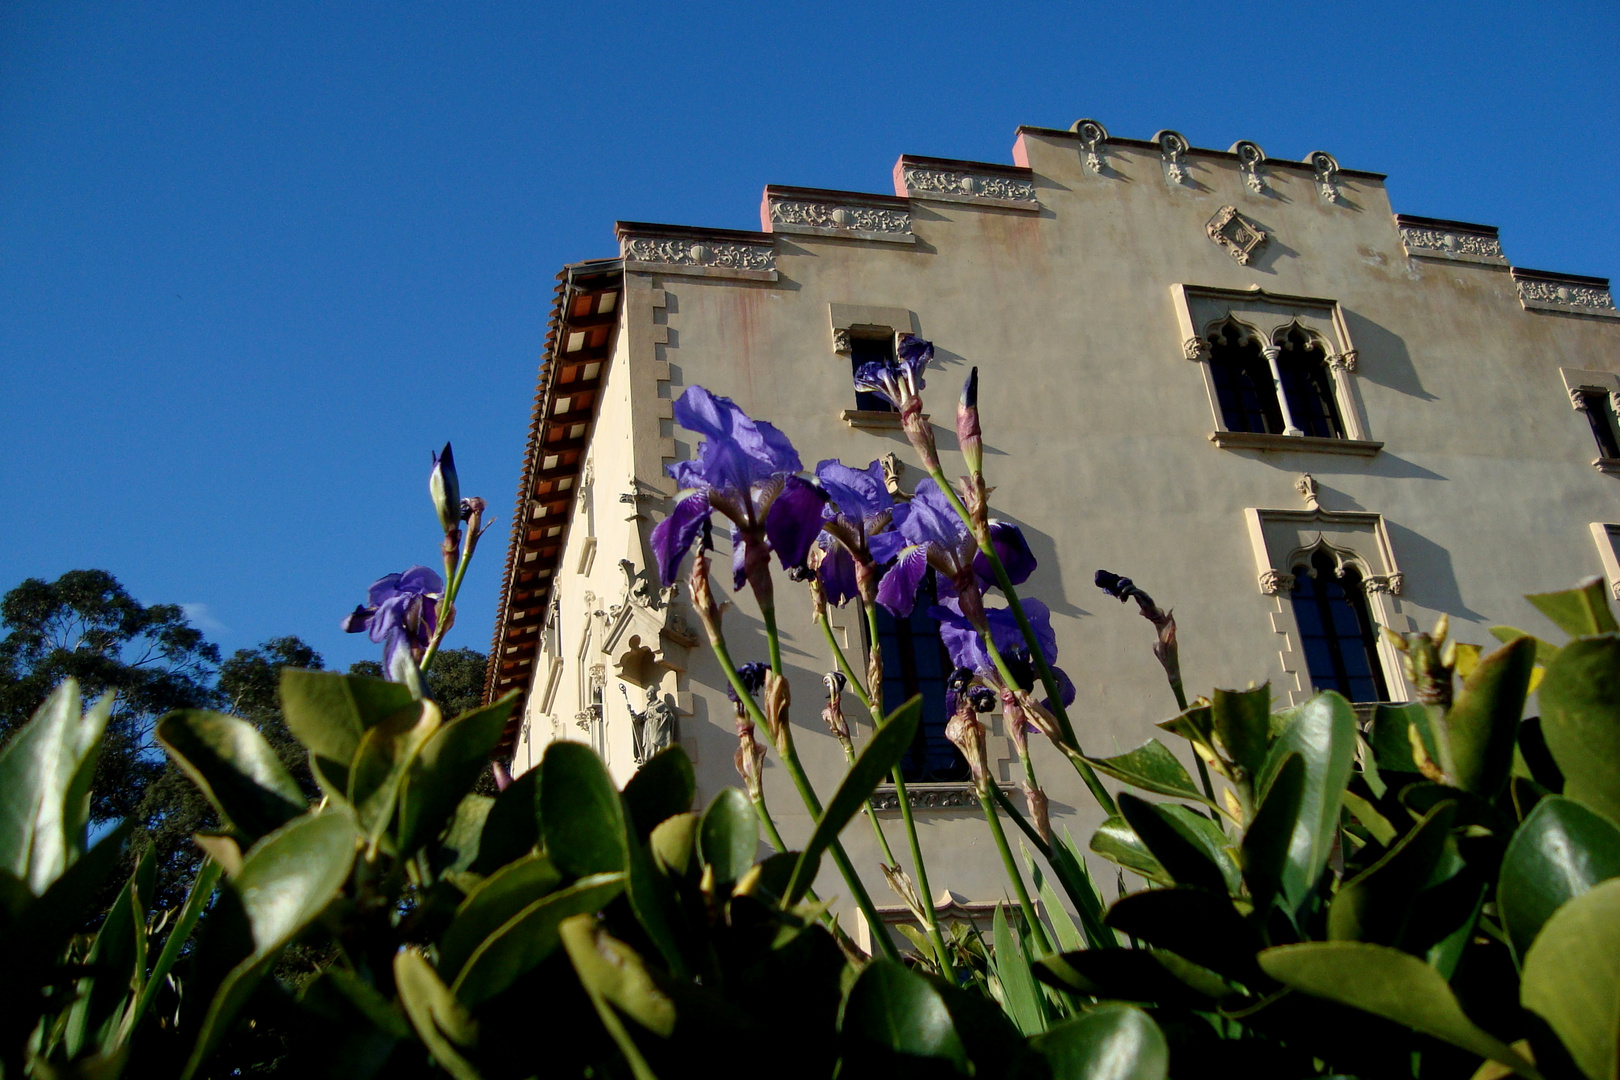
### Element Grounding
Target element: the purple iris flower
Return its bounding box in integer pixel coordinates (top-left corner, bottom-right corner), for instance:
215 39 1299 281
876 479 1038 617
929 596 1076 710
651 387 827 588
814 458 907 607
341 566 442 675
852 334 933 412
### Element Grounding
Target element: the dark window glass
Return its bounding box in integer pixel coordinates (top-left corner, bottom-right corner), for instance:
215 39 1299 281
1207 326 1284 434
1276 327 1345 439
868 578 969 782
1581 391 1620 460
851 335 897 413
1289 551 1389 703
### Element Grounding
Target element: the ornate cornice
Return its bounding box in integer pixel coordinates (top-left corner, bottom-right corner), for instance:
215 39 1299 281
1395 215 1507 267
763 186 914 244
893 155 1038 210
871 783 982 811
1513 268 1619 319
617 223 777 281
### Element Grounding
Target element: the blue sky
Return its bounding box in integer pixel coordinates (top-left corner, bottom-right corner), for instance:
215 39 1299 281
3 1 1616 673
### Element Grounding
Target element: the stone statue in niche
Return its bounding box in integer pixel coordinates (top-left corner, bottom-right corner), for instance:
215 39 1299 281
622 684 677 763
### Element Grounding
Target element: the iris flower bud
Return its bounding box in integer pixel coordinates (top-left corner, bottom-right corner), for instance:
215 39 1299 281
945 711 990 795
957 367 982 478
430 443 461 536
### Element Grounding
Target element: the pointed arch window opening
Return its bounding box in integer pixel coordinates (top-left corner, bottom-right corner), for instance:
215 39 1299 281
1275 323 1346 440
1288 548 1390 703
1208 319 1285 435
862 575 971 784
1199 315 1357 442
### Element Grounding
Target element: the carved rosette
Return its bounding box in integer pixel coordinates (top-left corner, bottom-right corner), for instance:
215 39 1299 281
1258 570 1297 596
901 167 1037 206
770 199 910 235
622 236 776 273
1206 206 1268 265
1183 336 1211 362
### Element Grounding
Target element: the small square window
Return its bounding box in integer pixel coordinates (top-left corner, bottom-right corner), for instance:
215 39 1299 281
850 334 897 413
1579 390 1620 461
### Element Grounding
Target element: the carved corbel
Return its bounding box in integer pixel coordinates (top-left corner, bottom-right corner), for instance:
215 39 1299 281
1231 140 1267 194
1259 570 1296 595
1308 151 1341 203
832 327 851 355
1328 349 1359 373
1071 118 1109 174
1570 387 1591 411
1183 337 1211 362
1295 472 1321 510
880 452 910 500
1156 130 1190 185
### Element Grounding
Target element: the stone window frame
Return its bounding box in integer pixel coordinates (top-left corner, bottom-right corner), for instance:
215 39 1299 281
1559 367 1620 475
1245 476 1410 706
828 303 926 431
1590 524 1620 601
1171 284 1382 457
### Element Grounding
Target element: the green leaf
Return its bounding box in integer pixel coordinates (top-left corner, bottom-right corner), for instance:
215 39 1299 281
1241 752 1305 915
699 787 758 885
539 740 628 878
0 680 110 893
436 852 563 981
1029 853 1084 953
1029 1003 1169 1080
649 812 700 878
4 820 131 986
1091 816 1171 886
182 809 360 1080
64 843 155 1057
348 699 439 846
1157 703 1217 760
471 767 538 875
435 793 494 879
1035 949 1233 1007
1328 799 1456 946
990 903 1047 1035
1499 796 1620 963
279 668 415 781
131 855 223 1036
1256 691 1357 910
1105 887 1266 986
1538 635 1620 825
557 915 665 1080
1521 877 1620 1080
1083 738 1216 807
788 696 921 904
1447 637 1536 798
396 694 515 856
156 710 306 841
1212 684 1272 779
450 872 625 1008
1527 577 1620 638
626 830 689 977
1369 701 1430 775
1117 794 1238 894
1259 942 1542 1079
620 745 696 842
1492 626 1562 666
1049 827 1118 949
395 948 484 1080
311 966 413 1041
838 958 969 1074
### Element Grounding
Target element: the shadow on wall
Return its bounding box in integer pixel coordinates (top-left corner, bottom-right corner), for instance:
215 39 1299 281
1008 518 1093 622
1384 520 1487 623
1342 309 1437 401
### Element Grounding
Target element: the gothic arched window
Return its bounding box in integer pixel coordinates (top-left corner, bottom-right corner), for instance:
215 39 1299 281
1207 321 1284 434
1289 550 1389 702
868 577 970 783
1276 325 1345 439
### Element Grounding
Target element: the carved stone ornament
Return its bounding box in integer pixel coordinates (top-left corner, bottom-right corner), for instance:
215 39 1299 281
770 199 910 235
900 167 1036 205
1231 140 1267 194
1363 573 1405 596
1571 386 1592 411
574 707 598 731
1308 151 1341 203
870 784 982 811
1258 570 1297 595
1327 349 1359 372
832 327 851 355
1183 336 1211 362
1399 226 1504 262
1206 206 1268 265
1295 472 1321 510
1071 118 1109 173
1516 276 1619 315
622 235 775 273
1156 129 1190 185
622 684 677 764
880 452 910 500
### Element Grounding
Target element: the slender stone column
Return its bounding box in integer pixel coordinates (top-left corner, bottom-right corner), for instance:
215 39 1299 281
1261 344 1304 436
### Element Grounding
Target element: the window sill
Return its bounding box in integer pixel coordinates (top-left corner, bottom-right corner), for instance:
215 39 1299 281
1595 457 1620 475
842 409 929 430
872 782 983 810
1210 431 1383 456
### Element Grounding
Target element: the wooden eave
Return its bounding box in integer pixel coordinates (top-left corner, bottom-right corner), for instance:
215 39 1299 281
483 257 625 753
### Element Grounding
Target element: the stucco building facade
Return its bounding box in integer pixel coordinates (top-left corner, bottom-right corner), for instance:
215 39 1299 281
483 120 1620 938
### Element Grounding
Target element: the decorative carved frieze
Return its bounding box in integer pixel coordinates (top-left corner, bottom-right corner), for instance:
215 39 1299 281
1397 217 1506 266
764 187 914 243
1156 129 1190 185
618 225 777 280
871 783 982 810
1071 118 1109 173
1206 206 1268 265
1513 269 1619 318
1308 151 1341 203
896 158 1038 209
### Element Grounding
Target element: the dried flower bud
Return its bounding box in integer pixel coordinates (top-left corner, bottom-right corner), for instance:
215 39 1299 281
1021 779 1052 845
762 670 792 752
688 551 724 644
821 671 851 746
1015 688 1067 750
735 719 767 802
880 863 929 925
957 367 982 478
429 443 461 536
945 711 989 794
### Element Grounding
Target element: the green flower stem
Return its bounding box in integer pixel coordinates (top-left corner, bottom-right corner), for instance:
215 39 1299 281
990 783 1050 860
812 617 900 864
977 789 1053 956
761 603 785 676
421 531 476 673
862 600 956 983
708 628 900 962
1162 675 1216 805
